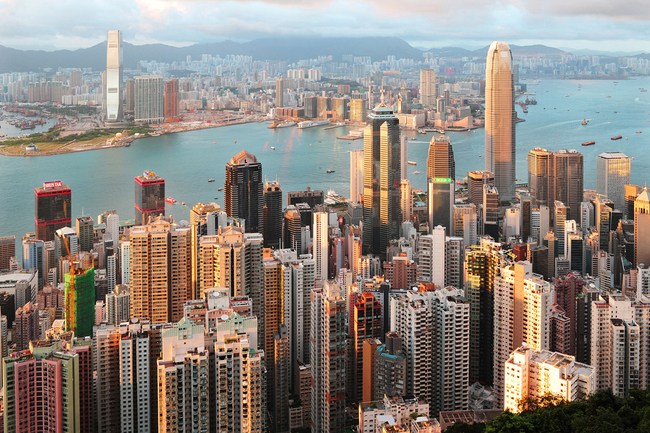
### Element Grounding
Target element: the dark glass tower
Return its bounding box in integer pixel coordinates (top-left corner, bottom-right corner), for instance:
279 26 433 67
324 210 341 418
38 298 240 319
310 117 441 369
35 181 72 242
427 136 455 235
134 170 165 225
362 100 401 258
225 150 263 234
263 180 282 249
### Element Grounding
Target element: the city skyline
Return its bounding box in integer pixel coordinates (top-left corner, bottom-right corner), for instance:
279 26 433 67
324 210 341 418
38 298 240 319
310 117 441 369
2 1 650 53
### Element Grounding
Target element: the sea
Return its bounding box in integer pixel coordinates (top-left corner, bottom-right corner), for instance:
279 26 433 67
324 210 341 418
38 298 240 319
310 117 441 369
1 77 650 257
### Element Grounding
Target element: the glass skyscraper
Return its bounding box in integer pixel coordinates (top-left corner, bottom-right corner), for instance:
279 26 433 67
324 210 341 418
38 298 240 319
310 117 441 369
105 30 123 122
362 99 401 258
225 150 263 234
596 152 631 212
134 170 165 225
485 41 516 201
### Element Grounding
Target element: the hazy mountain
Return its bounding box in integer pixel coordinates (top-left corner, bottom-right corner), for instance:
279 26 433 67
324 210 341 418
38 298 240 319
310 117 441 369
557 48 645 57
0 37 576 73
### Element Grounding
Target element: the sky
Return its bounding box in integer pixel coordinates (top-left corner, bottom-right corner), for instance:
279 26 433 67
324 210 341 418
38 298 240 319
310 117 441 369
2 0 650 53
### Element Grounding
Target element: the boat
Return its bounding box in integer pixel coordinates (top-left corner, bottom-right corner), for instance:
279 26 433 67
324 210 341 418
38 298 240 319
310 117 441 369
582 119 588 125
208 179 215 182
268 120 280 129
181 202 186 206
407 161 417 166
413 171 421 174
326 169 335 173
277 121 296 128
641 89 648 92
611 135 622 140
218 187 224 191
271 147 276 150
165 197 177 204
297 119 330 129
582 141 595 146
637 131 642 134
411 137 416 140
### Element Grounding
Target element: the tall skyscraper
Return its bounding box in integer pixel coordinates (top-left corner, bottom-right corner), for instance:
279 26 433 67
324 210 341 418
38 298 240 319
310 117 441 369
467 170 494 207
362 98 402 258
485 41 516 201
125 78 135 113
75 215 94 252
313 211 329 283
129 216 191 324
225 150 264 234
163 78 179 120
528 148 584 221
105 30 123 122
35 181 72 242
400 179 412 222
427 135 455 181
65 265 95 337
350 150 364 203
134 76 164 123
420 69 436 106
263 179 282 249
597 152 631 212
134 170 165 225
276 77 285 107
350 292 383 402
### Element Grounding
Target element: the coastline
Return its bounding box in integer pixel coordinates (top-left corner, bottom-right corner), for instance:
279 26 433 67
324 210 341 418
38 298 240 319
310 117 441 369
0 118 258 157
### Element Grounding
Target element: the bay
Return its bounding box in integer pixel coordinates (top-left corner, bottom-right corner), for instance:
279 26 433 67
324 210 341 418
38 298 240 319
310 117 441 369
1 77 650 256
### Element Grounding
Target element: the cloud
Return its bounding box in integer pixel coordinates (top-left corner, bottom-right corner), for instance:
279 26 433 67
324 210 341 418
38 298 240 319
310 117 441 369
1 0 650 52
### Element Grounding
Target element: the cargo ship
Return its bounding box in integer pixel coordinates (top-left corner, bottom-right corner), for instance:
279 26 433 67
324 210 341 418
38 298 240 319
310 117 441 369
297 119 330 129
408 161 417 166
611 135 622 140
581 141 595 146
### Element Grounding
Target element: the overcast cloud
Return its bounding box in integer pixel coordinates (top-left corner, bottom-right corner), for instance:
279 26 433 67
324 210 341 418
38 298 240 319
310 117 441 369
1 0 650 52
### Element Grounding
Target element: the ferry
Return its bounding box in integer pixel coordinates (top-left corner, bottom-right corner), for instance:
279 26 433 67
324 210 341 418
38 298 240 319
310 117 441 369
277 121 296 128
408 161 417 166
208 179 215 182
271 147 276 150
297 119 330 129
326 169 335 173
413 171 421 174
217 187 224 191
637 131 642 134
181 202 186 206
582 141 595 146
582 119 588 125
267 120 280 129
641 89 648 92
165 197 177 204
611 135 622 140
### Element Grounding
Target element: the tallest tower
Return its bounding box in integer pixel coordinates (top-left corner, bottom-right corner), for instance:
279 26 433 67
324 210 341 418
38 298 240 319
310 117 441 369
485 41 516 201
105 30 123 122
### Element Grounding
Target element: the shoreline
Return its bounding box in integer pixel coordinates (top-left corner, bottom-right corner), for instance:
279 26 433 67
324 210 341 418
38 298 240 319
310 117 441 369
0 118 257 157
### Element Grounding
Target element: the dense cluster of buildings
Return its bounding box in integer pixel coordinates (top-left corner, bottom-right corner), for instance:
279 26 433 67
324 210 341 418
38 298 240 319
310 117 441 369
0 37 649 433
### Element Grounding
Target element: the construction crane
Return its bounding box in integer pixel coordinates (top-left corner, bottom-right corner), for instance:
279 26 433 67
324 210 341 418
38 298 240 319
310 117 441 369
63 236 78 333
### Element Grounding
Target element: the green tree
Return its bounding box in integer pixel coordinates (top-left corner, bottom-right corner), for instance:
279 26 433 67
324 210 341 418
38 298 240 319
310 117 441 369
484 412 535 433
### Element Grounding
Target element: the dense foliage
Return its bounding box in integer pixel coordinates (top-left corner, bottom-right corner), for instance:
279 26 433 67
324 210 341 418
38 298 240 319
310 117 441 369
444 390 650 433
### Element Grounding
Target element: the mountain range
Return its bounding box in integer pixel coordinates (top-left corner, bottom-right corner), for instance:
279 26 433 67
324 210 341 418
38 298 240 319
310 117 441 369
0 37 624 74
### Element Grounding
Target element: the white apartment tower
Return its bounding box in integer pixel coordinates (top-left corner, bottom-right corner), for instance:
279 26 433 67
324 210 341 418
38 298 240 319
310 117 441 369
504 346 595 413
420 69 436 106
431 226 446 289
313 212 329 283
350 150 364 203
134 76 164 123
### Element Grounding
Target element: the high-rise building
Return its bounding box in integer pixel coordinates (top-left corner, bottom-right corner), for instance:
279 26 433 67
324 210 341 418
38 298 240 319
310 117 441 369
35 181 72 242
485 41 516 201
69 69 83 88
350 149 364 203
528 148 584 221
492 261 552 407
263 179 282 249
276 77 285 107
351 292 383 402
163 78 179 120
590 295 650 397
311 281 346 432
134 170 165 225
313 211 329 283
134 76 164 123
225 150 264 234
125 78 135 113
597 152 631 212
483 184 500 238
157 319 211 432
467 170 494 207
64 265 95 337
420 69 437 106
400 179 413 222
554 201 568 256
362 99 402 258
129 216 191 324
372 332 407 400
106 284 130 325
634 187 650 266
427 136 455 181
349 99 367 123
287 187 324 208
624 184 641 220
464 238 502 385
0 236 15 271
429 177 455 236
553 273 584 356
75 215 94 252
14 302 39 351
105 30 123 122
273 324 290 433
504 346 595 413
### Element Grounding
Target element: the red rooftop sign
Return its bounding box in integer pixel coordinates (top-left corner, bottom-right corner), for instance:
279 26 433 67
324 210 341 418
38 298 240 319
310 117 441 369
43 181 63 188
